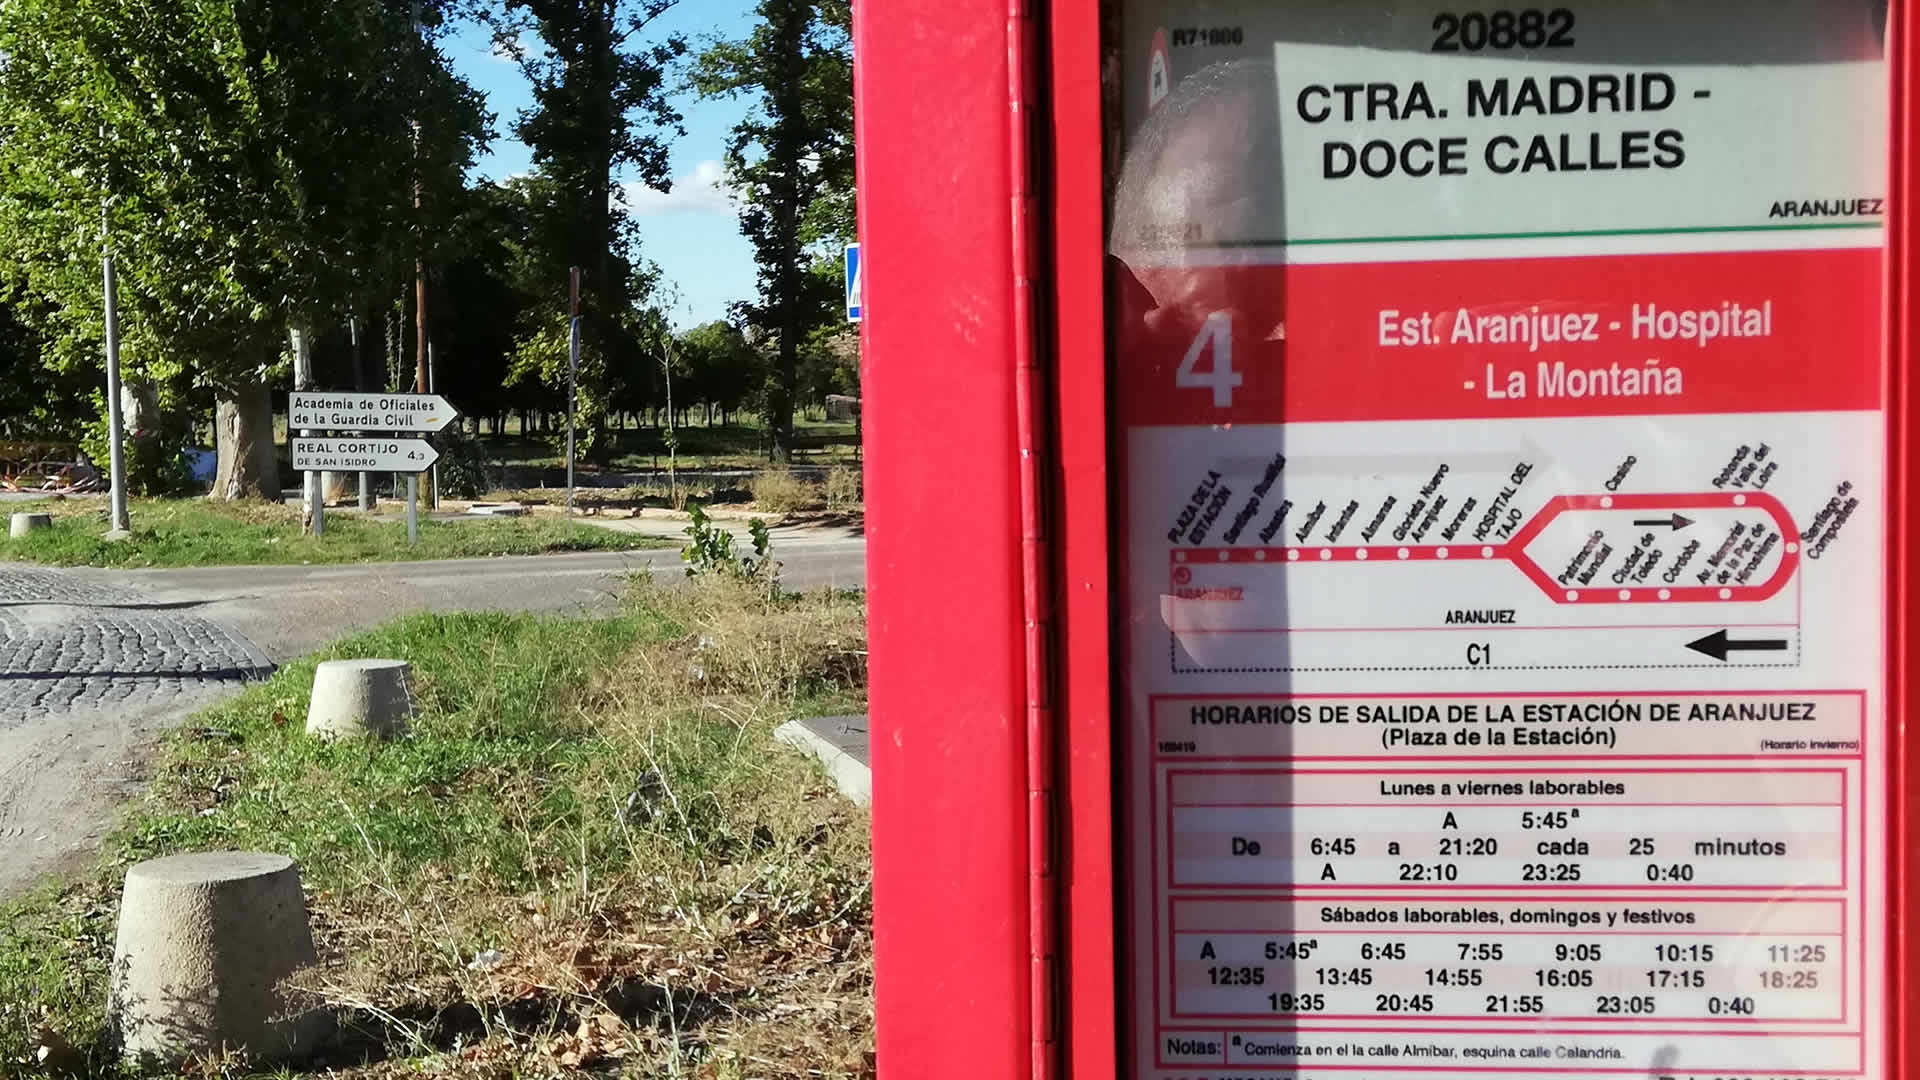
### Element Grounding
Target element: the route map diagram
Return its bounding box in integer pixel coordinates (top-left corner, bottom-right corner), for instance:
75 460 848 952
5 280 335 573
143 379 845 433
1144 415 1869 673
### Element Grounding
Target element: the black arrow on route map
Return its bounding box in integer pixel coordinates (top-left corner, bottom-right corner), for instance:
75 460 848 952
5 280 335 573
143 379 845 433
1685 630 1789 662
1633 514 1695 530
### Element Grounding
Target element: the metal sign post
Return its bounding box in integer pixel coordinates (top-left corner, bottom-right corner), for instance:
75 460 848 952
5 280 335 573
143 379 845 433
289 327 322 537
567 266 580 520
426 340 440 509
100 247 130 538
349 316 373 512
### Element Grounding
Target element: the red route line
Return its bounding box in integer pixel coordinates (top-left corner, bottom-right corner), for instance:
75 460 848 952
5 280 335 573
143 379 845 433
1170 490 1803 605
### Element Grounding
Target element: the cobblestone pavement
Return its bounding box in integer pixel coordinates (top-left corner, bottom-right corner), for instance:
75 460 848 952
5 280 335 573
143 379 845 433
0 564 274 895
0 565 273 723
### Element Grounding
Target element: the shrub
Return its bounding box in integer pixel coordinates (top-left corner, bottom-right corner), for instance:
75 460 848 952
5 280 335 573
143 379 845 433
432 425 492 500
824 466 862 509
749 468 821 513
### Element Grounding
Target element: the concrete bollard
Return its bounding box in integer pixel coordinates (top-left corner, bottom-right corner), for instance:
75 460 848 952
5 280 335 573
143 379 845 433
109 851 328 1065
8 512 51 538
305 658 413 740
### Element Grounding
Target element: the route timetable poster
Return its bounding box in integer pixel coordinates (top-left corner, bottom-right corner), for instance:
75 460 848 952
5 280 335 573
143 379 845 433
1110 4 1889 1080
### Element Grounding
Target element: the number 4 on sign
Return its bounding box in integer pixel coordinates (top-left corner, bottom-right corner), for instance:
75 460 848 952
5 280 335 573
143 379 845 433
1176 311 1241 407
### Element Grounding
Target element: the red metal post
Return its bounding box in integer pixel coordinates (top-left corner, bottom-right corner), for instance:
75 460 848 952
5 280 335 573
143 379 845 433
1047 0 1121 1076
1006 0 1062 1077
1888 3 1914 1079
857 0 1034 1076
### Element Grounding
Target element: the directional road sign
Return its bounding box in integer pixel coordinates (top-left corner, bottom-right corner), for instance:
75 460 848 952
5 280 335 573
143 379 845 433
844 242 861 322
291 437 439 473
289 391 459 432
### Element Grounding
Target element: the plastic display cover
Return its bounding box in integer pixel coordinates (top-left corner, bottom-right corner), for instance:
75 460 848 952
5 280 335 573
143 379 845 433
1110 4 1889 1080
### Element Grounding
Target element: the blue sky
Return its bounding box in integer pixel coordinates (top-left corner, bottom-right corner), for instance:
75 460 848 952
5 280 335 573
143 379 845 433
443 3 761 329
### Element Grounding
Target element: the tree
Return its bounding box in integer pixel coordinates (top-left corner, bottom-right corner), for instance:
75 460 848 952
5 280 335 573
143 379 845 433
0 0 484 498
0 297 91 441
693 0 852 460
486 0 685 461
427 179 542 435
678 318 761 425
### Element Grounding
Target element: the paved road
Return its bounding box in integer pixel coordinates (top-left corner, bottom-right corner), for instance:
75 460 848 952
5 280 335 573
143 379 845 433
0 533 865 896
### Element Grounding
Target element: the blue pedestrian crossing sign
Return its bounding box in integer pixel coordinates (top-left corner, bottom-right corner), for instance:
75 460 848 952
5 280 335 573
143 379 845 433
845 242 862 322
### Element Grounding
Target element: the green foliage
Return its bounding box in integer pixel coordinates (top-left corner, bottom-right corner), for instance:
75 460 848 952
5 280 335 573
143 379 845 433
431 425 493 500
0 0 485 496
0 0 483 382
77 391 195 497
0 299 94 440
693 0 854 458
681 502 778 586
678 317 764 417
479 2 688 460
748 516 777 567
680 501 737 574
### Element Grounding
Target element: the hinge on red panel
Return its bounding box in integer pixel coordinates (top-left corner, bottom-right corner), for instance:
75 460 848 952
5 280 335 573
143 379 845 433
1007 0 1056 1077
1030 784 1059 1080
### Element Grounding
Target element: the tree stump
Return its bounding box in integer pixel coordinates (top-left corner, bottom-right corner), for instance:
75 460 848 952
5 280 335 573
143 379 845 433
109 852 327 1065
306 658 413 740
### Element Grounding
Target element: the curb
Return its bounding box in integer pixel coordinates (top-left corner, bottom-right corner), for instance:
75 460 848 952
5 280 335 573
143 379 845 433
775 714 871 808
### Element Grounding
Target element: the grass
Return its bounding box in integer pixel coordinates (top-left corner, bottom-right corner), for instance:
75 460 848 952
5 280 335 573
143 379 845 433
2 498 670 569
0 576 872 1078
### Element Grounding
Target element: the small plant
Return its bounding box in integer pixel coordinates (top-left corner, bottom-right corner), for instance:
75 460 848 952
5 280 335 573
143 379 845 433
681 501 737 576
747 516 781 590
681 503 781 589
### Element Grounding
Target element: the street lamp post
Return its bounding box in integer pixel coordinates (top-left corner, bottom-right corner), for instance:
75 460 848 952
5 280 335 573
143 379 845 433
101 206 130 539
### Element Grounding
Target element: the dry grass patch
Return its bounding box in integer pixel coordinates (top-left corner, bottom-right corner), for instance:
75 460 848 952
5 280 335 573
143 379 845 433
747 470 822 514
0 578 871 1079
823 467 861 510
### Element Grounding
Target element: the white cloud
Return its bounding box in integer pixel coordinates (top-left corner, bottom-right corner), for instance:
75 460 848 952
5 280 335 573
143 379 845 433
620 160 737 216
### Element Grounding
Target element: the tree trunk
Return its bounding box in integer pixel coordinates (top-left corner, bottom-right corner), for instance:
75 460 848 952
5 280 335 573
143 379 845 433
212 376 279 500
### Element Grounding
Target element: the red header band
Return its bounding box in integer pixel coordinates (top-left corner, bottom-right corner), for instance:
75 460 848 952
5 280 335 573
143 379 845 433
1116 247 1883 426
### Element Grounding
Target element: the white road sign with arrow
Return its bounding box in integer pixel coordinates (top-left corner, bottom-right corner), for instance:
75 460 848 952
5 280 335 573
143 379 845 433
292 437 438 473
289 392 459 432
